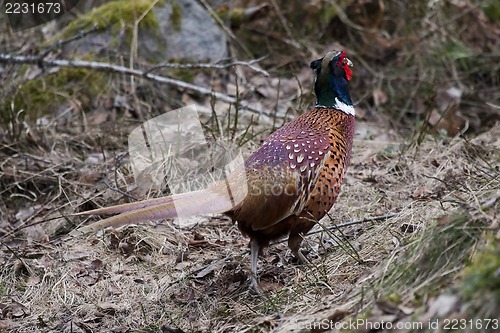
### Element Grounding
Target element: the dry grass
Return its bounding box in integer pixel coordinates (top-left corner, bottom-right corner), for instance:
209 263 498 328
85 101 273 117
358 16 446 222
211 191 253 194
1 117 498 331
1 1 499 332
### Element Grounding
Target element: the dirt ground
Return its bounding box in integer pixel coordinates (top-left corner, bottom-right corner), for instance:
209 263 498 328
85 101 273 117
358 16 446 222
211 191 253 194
1 1 499 332
1 116 498 332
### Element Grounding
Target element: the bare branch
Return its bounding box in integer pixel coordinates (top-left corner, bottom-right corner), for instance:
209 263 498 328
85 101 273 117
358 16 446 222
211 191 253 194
144 56 269 76
37 24 101 59
0 53 276 117
327 0 378 33
272 213 400 245
323 213 399 231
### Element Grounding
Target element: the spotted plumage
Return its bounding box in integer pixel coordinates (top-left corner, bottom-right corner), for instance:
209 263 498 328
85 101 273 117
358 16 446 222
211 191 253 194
231 104 354 263
76 50 356 290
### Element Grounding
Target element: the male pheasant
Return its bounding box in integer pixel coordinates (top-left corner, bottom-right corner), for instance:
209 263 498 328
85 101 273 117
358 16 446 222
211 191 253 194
76 50 355 288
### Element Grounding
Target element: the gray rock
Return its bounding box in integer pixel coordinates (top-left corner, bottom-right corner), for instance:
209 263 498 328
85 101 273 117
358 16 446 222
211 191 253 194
139 0 228 62
62 0 227 63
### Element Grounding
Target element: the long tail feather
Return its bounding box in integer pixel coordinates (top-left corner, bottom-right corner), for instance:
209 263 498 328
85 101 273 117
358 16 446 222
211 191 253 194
74 196 174 216
73 187 236 235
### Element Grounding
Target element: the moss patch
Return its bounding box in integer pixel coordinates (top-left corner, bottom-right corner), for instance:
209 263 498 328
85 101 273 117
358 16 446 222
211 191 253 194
1 67 107 122
170 2 182 32
61 0 164 38
484 1 500 22
461 235 500 308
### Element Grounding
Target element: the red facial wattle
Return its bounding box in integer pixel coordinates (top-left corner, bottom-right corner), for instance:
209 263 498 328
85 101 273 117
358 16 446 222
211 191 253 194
337 51 353 81
343 64 352 81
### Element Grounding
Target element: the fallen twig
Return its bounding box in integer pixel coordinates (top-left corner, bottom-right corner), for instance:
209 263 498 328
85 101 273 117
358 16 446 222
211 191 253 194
322 213 400 233
37 24 101 59
144 56 269 77
0 53 276 117
272 212 400 245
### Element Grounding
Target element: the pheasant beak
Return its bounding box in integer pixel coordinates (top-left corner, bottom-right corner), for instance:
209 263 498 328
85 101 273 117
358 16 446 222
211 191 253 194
345 57 353 67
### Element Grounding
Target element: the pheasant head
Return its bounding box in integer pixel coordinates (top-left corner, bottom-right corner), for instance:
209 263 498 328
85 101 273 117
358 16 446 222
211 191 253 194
310 50 354 115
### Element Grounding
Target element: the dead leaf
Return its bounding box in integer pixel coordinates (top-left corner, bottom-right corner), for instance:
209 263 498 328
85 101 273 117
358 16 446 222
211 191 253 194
195 259 225 279
26 275 41 287
175 250 189 263
86 109 110 126
24 224 49 244
119 241 134 254
15 207 37 222
108 284 123 296
0 319 16 330
97 302 121 314
113 95 130 109
419 294 459 324
372 88 388 106
89 259 103 271
227 82 247 96
62 251 92 261
0 300 30 318
84 153 106 165
192 232 204 241
187 239 209 247
411 184 432 199
436 214 456 225
72 259 104 286
109 231 121 249
161 325 187 333
428 86 466 136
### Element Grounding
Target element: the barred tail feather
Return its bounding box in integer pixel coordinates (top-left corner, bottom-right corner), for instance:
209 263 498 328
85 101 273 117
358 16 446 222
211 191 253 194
73 187 236 235
74 196 175 216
